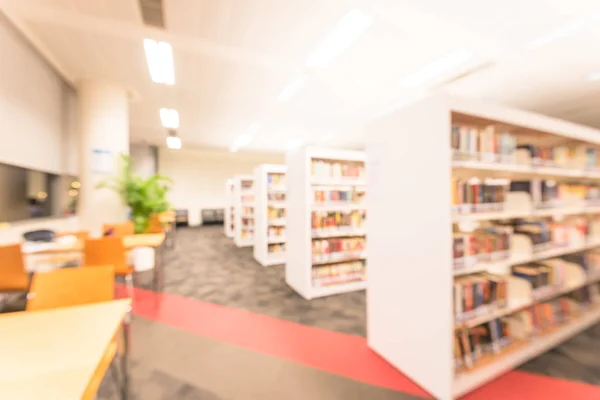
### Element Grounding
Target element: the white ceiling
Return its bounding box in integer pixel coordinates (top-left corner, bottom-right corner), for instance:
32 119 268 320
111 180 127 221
2 0 600 151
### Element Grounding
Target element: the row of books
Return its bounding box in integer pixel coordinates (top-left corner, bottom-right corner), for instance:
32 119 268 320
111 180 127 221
507 287 600 340
516 144 600 170
453 227 511 268
451 178 507 212
312 261 366 287
268 192 285 201
451 125 517 163
312 237 365 255
240 229 253 238
454 273 508 321
241 207 254 216
311 211 366 231
268 208 285 219
313 189 365 204
311 159 365 180
510 180 600 206
241 181 253 191
241 218 254 228
454 318 511 370
455 285 600 371
268 243 285 254
268 226 285 237
268 173 285 186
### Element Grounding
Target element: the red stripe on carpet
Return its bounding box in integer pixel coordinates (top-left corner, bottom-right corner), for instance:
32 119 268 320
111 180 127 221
119 286 600 399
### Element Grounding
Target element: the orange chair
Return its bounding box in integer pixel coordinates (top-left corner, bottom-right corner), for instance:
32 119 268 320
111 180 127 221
102 222 134 237
26 265 115 311
0 244 29 292
84 237 134 297
26 265 123 400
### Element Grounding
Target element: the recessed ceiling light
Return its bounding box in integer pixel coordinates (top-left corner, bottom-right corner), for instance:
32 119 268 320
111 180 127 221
526 14 600 49
399 48 474 88
166 131 182 150
144 39 175 85
589 72 600 82
277 74 310 102
305 9 373 69
160 108 179 129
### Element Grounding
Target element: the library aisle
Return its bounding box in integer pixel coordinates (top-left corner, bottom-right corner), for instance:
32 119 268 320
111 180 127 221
112 226 600 400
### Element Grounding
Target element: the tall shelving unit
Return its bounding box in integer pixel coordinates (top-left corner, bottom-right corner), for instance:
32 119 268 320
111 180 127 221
253 164 287 266
233 175 255 248
224 179 235 238
366 94 600 400
286 147 367 299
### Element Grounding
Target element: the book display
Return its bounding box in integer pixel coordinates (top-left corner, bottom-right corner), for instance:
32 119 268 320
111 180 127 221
366 94 600 400
233 175 255 248
253 164 287 266
224 179 235 238
286 147 366 299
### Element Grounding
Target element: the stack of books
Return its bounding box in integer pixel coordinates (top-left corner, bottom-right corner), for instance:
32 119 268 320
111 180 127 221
313 189 365 205
311 210 366 234
268 243 285 255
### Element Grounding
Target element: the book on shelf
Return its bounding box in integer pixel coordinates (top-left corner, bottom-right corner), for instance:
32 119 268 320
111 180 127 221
311 159 365 180
451 124 517 163
268 226 285 238
311 210 366 233
268 208 286 220
312 260 365 287
313 188 365 205
268 243 285 255
454 318 510 371
453 226 511 269
267 173 285 187
454 273 508 323
451 178 507 214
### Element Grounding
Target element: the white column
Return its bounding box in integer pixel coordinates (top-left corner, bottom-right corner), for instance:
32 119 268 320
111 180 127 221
77 80 129 235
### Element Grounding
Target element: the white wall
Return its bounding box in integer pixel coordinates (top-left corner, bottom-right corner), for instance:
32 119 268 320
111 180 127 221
0 14 75 175
158 147 284 226
130 143 157 178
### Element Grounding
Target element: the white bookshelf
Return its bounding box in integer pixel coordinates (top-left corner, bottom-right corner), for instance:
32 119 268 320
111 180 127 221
253 164 287 266
286 147 367 299
366 94 600 400
233 174 255 248
224 179 235 238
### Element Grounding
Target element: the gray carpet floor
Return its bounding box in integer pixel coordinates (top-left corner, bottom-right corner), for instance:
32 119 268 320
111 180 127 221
154 226 600 385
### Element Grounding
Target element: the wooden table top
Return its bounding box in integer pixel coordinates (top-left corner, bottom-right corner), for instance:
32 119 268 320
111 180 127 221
23 233 165 255
0 299 131 400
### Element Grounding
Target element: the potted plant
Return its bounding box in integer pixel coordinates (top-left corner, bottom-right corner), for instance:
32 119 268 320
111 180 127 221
98 153 172 234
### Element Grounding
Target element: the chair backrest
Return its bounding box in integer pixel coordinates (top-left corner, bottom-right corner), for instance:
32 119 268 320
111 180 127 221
26 265 114 311
102 222 134 237
84 237 128 274
0 244 29 292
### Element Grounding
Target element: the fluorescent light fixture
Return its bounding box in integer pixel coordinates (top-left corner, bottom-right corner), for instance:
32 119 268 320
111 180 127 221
399 48 474 88
527 14 600 49
166 135 182 150
277 74 309 102
230 122 261 152
166 130 182 150
589 72 600 82
305 9 373 69
143 39 175 85
160 108 179 129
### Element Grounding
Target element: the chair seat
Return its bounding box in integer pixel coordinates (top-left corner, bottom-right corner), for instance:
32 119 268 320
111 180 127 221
114 266 134 276
0 282 28 292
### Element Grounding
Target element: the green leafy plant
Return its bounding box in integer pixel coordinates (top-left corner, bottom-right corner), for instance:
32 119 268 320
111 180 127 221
97 153 172 233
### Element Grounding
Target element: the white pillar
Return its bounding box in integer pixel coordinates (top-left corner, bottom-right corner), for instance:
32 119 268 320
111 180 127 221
77 81 129 236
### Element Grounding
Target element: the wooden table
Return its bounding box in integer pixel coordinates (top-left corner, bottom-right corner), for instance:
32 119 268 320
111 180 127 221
23 233 166 291
0 299 131 400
